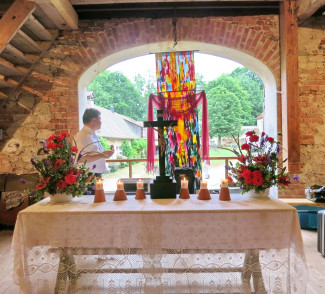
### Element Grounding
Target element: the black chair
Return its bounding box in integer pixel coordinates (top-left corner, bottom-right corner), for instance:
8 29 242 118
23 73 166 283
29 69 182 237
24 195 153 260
174 167 196 194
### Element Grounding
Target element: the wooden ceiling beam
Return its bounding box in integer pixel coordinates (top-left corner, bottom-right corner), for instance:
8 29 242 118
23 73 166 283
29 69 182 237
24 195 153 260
296 0 325 23
0 0 35 54
33 0 78 29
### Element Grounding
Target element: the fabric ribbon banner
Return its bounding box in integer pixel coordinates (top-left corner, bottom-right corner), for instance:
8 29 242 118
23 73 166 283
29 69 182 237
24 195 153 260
146 51 209 176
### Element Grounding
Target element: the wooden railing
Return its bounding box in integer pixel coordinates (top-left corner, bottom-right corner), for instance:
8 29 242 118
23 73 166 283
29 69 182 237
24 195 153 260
106 157 238 178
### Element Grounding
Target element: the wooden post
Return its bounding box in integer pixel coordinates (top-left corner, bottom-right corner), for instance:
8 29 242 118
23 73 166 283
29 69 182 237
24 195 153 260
280 0 300 173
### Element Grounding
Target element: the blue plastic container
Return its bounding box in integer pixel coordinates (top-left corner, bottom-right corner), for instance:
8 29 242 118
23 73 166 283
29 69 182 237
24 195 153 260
293 205 325 230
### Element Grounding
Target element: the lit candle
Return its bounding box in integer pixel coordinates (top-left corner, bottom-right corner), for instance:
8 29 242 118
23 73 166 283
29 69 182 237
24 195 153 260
117 180 124 190
200 180 207 189
137 178 144 189
181 177 188 189
96 179 103 190
221 179 228 188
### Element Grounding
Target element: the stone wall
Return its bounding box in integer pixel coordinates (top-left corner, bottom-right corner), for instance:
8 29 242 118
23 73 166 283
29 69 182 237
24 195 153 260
299 27 325 186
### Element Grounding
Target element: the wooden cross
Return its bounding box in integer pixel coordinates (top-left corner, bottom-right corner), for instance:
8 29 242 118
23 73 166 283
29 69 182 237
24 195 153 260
144 109 178 178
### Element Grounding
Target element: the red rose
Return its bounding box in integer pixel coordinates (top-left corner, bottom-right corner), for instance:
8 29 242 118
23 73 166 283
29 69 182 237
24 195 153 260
65 173 76 185
47 135 55 141
241 143 251 151
242 169 252 179
249 135 259 142
56 180 67 189
71 146 78 153
46 142 57 149
267 137 274 143
261 132 265 136
252 170 263 178
61 132 70 138
56 143 64 149
245 176 253 184
246 131 255 136
253 176 264 186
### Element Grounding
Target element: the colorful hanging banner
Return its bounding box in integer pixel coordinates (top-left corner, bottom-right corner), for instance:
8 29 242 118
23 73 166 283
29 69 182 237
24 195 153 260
151 51 208 179
156 51 195 95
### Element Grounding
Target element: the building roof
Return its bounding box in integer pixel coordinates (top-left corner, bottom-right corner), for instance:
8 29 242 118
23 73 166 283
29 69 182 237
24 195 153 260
92 104 140 140
257 113 263 120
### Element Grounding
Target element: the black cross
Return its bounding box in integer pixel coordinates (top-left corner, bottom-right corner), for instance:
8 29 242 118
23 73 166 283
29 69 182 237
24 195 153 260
144 110 178 178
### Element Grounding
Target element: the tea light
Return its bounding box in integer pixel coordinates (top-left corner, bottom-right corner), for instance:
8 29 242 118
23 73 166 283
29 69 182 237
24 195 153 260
96 179 103 190
137 179 144 189
117 180 124 190
200 180 207 189
181 177 188 189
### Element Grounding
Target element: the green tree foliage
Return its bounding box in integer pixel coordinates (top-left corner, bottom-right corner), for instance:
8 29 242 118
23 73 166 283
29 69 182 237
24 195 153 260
207 86 244 141
206 74 253 126
121 140 135 158
230 67 264 120
88 70 146 121
131 138 147 158
134 72 156 100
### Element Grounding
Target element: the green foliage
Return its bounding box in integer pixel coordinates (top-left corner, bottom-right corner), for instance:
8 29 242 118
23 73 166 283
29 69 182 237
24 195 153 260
99 136 110 150
121 140 135 158
88 70 147 120
131 138 147 158
207 86 244 139
230 67 264 120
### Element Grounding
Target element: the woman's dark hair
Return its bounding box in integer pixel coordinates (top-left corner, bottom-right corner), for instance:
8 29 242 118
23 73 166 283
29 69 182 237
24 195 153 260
83 108 101 124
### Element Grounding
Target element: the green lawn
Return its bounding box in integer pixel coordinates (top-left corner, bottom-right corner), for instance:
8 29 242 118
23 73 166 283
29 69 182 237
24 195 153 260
209 148 236 166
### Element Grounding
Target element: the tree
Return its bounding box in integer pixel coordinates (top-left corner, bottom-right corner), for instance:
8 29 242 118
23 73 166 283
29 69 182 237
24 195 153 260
121 140 134 158
88 70 146 120
206 74 253 125
131 138 147 158
207 86 244 142
230 67 264 120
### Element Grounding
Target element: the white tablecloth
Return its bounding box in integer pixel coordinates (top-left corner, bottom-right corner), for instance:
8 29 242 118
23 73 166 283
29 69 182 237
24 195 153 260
12 195 308 294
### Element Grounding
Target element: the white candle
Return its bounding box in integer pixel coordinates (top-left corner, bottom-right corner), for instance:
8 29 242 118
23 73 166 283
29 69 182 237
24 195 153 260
137 179 144 189
200 180 207 189
96 179 103 190
117 180 124 190
181 177 188 189
221 179 228 188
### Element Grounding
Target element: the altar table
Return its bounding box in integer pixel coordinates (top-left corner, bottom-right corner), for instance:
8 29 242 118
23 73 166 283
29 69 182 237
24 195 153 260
12 195 308 294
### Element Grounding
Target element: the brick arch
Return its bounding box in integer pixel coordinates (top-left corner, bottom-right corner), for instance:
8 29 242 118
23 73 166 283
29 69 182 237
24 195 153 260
0 16 281 173
42 16 280 134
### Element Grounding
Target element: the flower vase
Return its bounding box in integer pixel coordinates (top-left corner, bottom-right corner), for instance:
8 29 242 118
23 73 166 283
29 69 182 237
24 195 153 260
50 193 73 203
245 188 270 199
179 188 190 199
135 188 146 200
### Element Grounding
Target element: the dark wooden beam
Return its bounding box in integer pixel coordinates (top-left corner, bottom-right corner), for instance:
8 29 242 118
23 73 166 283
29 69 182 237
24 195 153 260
280 0 300 173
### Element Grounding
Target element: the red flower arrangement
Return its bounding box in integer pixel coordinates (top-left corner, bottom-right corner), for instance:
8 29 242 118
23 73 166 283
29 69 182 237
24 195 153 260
225 131 298 194
29 132 97 201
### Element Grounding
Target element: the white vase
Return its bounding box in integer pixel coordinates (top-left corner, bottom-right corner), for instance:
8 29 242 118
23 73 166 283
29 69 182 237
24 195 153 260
244 188 270 199
49 193 73 203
